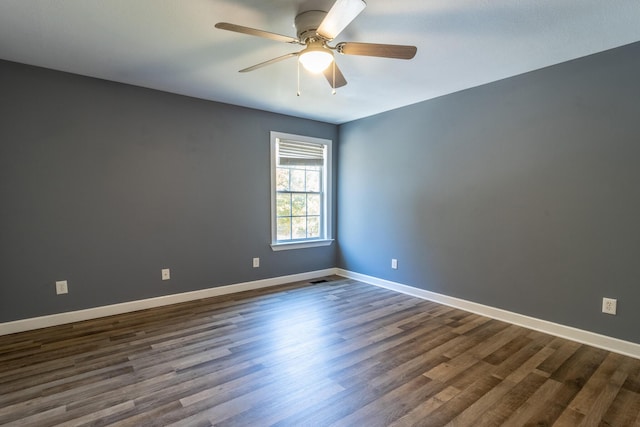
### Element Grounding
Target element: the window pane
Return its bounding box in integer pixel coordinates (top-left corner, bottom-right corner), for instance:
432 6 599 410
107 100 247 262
307 216 320 238
290 169 305 192
306 170 320 192
276 168 290 191
291 194 306 216
271 132 331 246
276 193 291 217
292 217 306 239
307 194 320 216
277 217 291 240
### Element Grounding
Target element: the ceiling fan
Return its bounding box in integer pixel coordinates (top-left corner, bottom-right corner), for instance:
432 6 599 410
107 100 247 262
215 0 417 91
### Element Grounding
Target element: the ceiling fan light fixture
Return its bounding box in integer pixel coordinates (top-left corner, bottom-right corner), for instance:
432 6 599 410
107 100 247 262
299 45 334 73
215 0 417 90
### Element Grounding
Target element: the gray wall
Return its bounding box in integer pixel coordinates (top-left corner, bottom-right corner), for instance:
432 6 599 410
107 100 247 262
337 42 640 343
0 60 337 322
3 40 640 344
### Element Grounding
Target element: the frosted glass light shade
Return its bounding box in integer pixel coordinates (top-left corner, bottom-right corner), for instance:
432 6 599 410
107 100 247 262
299 48 333 73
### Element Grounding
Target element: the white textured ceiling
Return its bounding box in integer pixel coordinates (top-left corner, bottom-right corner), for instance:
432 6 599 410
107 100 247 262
1 0 639 124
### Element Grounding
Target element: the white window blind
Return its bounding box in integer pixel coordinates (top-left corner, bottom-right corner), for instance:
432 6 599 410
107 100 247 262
277 139 325 166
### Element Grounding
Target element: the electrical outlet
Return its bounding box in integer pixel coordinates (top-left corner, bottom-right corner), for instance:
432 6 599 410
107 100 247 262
161 268 170 281
602 297 617 315
56 280 68 295
253 257 260 268
391 259 398 270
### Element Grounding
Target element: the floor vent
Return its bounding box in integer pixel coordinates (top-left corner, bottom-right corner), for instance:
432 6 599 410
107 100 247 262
310 279 328 284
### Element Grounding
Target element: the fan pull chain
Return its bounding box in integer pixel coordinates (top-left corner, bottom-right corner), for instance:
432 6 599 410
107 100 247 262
297 59 301 96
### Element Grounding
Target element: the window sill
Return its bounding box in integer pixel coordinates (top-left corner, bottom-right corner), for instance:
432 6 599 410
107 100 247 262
270 239 334 251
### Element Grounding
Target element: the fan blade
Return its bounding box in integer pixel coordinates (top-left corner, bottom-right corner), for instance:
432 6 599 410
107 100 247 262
323 62 347 88
336 42 417 59
239 52 299 73
215 22 299 44
317 0 366 40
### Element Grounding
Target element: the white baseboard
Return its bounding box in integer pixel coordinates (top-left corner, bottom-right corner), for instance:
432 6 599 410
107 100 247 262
337 269 640 360
6 268 639 360
0 268 337 336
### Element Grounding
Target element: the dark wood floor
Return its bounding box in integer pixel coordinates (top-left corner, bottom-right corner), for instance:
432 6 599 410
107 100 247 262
1 276 640 426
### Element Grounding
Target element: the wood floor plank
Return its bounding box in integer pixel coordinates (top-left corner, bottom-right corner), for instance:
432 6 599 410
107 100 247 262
446 337 559 427
1 276 639 426
388 385 460 427
471 371 549 426
577 364 629 426
602 388 640 427
567 352 626 415
500 377 565 426
329 374 433 427
425 373 503 426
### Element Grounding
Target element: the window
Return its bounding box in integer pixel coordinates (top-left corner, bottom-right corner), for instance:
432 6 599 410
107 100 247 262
270 131 333 251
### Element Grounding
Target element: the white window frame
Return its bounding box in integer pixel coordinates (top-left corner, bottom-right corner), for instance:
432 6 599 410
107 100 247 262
270 131 333 251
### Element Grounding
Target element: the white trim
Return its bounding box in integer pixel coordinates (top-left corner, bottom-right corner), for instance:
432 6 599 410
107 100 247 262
0 269 338 337
271 239 334 251
6 267 639 360
336 269 640 360
270 131 333 247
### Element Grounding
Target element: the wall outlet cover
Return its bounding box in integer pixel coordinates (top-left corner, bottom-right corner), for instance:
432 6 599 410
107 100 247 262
56 280 68 295
253 257 260 268
161 268 170 281
602 297 617 315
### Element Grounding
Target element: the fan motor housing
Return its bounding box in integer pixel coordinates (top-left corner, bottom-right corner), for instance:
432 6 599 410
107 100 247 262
295 10 327 42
